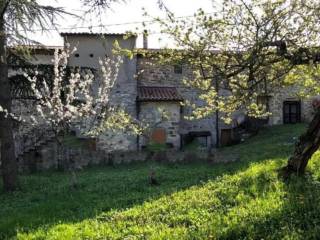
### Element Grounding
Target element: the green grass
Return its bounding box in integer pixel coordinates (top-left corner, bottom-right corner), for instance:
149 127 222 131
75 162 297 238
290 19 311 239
1 124 320 239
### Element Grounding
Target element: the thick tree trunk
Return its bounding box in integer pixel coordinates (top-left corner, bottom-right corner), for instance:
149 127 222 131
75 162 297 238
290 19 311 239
0 19 18 191
282 109 320 176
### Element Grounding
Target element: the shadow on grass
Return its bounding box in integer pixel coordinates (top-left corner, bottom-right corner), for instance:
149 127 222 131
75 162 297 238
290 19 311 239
0 162 246 239
0 124 307 239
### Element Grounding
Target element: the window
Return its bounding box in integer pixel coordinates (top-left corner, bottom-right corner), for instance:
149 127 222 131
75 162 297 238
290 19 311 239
283 101 301 124
174 64 182 74
180 105 184 114
74 53 80 58
257 95 270 120
257 95 269 108
89 53 94 58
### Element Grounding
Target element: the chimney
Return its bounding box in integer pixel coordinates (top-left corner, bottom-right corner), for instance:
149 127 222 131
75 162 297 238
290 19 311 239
143 30 148 49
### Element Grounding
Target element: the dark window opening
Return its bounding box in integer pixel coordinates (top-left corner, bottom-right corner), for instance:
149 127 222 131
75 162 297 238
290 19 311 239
174 64 182 74
181 131 211 149
180 105 184 114
89 53 94 58
283 101 301 124
74 53 80 58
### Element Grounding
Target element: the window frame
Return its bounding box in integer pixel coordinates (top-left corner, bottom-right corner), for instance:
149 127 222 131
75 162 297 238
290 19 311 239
173 64 183 74
283 100 301 124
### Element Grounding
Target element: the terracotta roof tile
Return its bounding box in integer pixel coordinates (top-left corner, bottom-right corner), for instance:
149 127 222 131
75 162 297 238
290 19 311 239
138 86 183 102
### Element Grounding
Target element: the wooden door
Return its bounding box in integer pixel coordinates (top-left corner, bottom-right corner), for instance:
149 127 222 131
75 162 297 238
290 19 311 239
220 129 233 146
151 128 166 144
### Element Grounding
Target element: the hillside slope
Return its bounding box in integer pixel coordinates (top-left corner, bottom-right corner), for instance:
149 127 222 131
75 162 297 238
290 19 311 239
2 124 320 239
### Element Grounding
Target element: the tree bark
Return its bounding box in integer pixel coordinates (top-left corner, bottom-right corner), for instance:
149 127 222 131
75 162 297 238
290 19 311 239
282 109 320 176
0 19 18 191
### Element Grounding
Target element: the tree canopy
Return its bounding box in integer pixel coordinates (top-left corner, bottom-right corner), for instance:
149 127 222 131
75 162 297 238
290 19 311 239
143 0 320 123
135 0 320 175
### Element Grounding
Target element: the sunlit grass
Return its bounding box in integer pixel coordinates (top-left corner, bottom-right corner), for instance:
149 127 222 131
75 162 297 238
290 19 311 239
2 124 320 239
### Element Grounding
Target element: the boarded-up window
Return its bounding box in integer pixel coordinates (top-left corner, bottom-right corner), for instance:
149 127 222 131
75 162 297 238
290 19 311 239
151 128 166 144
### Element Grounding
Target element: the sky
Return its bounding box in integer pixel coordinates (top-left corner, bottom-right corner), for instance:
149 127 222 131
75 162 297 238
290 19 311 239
33 0 214 48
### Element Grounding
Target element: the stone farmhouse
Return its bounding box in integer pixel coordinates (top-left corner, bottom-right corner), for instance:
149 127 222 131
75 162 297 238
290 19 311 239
9 32 317 155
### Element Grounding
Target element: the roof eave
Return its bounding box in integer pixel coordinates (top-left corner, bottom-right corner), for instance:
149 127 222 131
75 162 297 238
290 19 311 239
137 98 183 102
60 32 135 37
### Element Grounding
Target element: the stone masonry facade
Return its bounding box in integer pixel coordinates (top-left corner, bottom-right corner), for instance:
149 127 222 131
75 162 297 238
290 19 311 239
7 33 319 160
136 56 218 149
268 86 315 125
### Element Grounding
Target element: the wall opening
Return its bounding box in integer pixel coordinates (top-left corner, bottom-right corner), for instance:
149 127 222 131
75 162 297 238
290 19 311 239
283 100 301 124
181 131 211 150
150 128 167 144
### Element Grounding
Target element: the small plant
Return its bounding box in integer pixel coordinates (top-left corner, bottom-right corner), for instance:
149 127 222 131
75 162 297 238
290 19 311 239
146 141 167 153
148 167 159 186
182 139 201 152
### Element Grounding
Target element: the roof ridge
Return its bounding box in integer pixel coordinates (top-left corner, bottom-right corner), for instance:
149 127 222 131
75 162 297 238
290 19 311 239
60 32 129 36
138 86 183 102
138 85 176 88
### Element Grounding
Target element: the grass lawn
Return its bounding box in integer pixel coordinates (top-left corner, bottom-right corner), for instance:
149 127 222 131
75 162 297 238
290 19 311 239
1 123 320 239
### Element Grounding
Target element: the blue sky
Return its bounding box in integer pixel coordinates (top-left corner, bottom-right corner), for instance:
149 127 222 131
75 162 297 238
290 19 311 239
34 0 214 48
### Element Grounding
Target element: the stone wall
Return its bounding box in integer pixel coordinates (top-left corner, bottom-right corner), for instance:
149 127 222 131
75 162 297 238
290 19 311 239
7 36 320 162
10 99 53 159
268 86 315 125
138 101 181 149
16 143 238 173
18 142 149 173
97 55 138 151
64 34 139 152
136 56 219 147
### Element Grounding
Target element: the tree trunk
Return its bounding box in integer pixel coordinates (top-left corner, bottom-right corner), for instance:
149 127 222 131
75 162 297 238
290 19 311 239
282 109 320 176
213 68 220 148
0 19 18 191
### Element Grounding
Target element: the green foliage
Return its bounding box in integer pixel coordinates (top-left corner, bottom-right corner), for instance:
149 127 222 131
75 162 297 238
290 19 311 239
61 134 88 149
182 139 202 151
2 124 320 239
88 108 143 136
146 141 167 152
284 64 320 98
139 0 320 124
3 0 69 45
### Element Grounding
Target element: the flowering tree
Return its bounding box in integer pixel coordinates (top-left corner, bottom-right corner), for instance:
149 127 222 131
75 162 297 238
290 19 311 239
0 0 132 192
2 46 142 176
0 0 70 192
140 0 320 176
25 47 121 136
